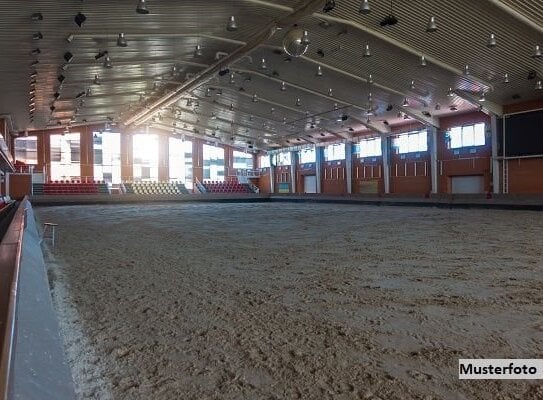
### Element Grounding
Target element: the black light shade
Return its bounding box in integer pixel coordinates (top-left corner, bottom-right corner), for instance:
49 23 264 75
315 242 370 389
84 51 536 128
31 13 43 21
54 92 60 99
136 0 149 14
323 0 336 13
32 32 43 40
31 48 41 55
74 12 86 27
117 33 128 47
64 51 74 63
95 51 107 60
57 74 65 83
50 105 56 112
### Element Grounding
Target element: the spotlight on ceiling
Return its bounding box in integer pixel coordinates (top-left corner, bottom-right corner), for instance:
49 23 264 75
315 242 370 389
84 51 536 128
31 12 43 21
295 98 302 107
226 16 238 32
103 54 113 68
117 33 128 47
328 88 333 97
323 0 336 13
503 73 510 84
487 33 497 48
229 72 235 84
367 73 373 84
64 51 74 63
300 30 310 46
426 16 437 32
316 65 323 77
194 44 203 57
280 81 287 91
359 0 371 14
363 44 371 57
93 74 101 85
409 80 415 89
74 12 86 27
32 32 43 40
136 0 149 14
533 45 542 58
420 54 427 67
463 65 470 75
260 58 267 70
252 93 258 103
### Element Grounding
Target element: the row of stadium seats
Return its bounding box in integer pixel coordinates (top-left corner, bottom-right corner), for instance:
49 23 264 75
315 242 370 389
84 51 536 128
203 181 253 193
50 180 105 184
34 182 110 195
123 181 189 195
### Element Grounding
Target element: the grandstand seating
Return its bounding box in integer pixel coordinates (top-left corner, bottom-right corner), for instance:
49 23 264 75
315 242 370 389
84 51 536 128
123 181 189 195
33 181 109 195
203 181 254 193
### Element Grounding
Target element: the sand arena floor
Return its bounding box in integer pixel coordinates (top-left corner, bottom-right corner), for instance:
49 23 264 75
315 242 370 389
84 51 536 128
35 202 543 400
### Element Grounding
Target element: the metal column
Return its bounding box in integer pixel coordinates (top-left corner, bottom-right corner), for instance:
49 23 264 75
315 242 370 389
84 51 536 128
490 114 500 194
381 135 390 194
429 126 438 194
290 151 297 193
269 154 275 193
315 146 322 193
345 142 353 194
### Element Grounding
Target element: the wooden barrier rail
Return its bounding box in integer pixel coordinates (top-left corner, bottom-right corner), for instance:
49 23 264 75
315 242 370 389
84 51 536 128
0 198 27 400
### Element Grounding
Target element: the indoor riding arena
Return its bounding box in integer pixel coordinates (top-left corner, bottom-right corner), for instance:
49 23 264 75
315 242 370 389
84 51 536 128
0 1 543 400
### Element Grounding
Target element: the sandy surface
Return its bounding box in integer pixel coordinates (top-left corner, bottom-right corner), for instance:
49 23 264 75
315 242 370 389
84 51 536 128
35 203 543 400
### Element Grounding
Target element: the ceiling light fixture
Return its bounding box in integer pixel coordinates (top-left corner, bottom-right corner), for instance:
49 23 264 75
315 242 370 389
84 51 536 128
402 97 409 106
31 13 43 21
280 81 287 91
316 65 323 76
57 74 65 83
426 16 437 32
194 44 203 57
103 54 113 68
64 51 74 63
136 0 149 14
533 45 542 58
503 73 510 84
252 94 258 103
367 73 373 84
296 98 301 106
479 92 486 102
323 0 336 13
117 33 128 47
447 87 454 97
409 80 415 89
463 65 470 75
32 32 43 40
363 44 371 57
74 12 86 27
226 16 238 32
535 80 543 90
93 74 101 85
359 0 371 14
86 87 92 96
229 72 235 84
328 88 333 96
260 58 267 70
487 33 497 48
300 30 310 46
420 54 427 67
31 48 41 55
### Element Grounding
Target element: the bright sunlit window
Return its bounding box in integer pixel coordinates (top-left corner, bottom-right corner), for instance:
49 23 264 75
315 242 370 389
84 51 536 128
299 147 316 164
393 130 427 154
133 134 159 181
169 137 193 188
324 143 345 161
203 144 225 181
15 136 38 164
449 123 485 149
276 152 291 166
233 150 253 169
50 133 80 181
94 131 121 184
259 155 270 169
354 137 382 157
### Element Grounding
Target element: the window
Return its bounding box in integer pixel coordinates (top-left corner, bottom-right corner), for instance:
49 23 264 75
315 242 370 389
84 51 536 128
324 143 345 161
94 132 121 184
50 133 80 181
233 150 253 169
448 123 485 149
203 144 225 181
298 147 316 164
276 152 291 166
393 130 427 154
14 136 38 164
169 137 193 188
133 134 159 181
354 137 382 157
259 154 270 169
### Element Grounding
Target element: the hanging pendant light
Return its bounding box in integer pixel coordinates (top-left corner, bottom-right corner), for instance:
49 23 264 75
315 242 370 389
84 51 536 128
359 0 371 14
136 0 149 14
503 73 510 84
194 44 203 57
463 65 470 75
117 33 128 47
420 54 427 67
409 80 415 89
316 65 323 76
533 45 542 58
363 44 371 57
226 16 238 32
487 33 497 48
252 94 258 103
402 98 409 107
535 80 543 90
479 92 486 102
205 88 211 97
300 30 310 46
426 16 437 32
367 73 373 84
229 72 235 84
103 54 113 68
328 88 333 97
447 87 454 97
280 81 287 91
295 98 301 106
260 58 267 70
